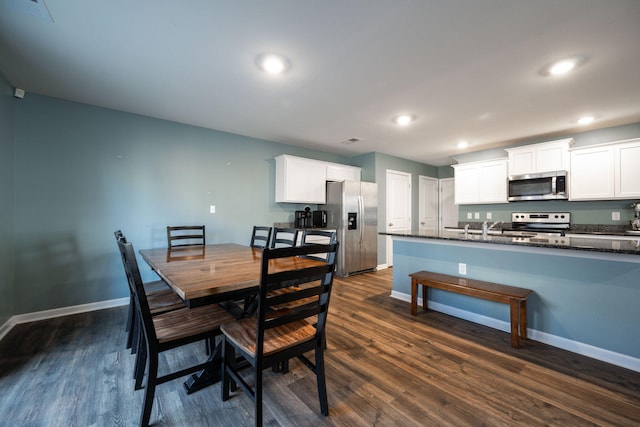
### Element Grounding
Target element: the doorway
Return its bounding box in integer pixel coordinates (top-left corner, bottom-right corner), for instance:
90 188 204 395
386 169 411 266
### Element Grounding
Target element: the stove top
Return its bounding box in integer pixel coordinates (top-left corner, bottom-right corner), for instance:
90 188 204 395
503 212 571 236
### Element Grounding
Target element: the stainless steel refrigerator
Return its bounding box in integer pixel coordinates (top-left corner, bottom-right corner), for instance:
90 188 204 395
322 181 377 277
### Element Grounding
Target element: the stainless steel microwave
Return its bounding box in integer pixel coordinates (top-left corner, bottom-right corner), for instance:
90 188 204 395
508 171 568 201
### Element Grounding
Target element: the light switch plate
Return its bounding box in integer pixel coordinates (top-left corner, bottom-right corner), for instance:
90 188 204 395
612 211 620 221
467 212 472 219
474 212 480 219
210 205 216 214
486 212 492 219
458 263 467 275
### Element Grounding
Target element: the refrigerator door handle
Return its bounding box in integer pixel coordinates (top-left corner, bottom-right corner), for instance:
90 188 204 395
358 195 364 243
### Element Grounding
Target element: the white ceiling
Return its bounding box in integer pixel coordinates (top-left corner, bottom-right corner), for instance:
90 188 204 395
1 0 639 166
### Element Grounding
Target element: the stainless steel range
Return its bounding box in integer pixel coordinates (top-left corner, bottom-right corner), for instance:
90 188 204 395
503 212 571 237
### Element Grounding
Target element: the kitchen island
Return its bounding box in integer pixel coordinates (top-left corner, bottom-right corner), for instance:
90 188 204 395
382 230 640 372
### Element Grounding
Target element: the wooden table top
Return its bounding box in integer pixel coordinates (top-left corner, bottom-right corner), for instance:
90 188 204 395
139 243 323 302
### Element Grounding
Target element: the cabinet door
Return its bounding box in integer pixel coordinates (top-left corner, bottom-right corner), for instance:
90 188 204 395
615 140 640 198
479 160 508 203
275 155 327 203
570 146 615 200
326 164 361 182
453 165 479 204
537 144 568 173
507 148 535 176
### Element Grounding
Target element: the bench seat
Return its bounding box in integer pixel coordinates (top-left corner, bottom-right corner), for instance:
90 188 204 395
409 271 533 348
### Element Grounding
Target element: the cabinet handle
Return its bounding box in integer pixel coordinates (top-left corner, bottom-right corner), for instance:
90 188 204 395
388 222 393 227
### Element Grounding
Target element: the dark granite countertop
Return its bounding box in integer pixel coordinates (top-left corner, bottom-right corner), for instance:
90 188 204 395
381 229 640 256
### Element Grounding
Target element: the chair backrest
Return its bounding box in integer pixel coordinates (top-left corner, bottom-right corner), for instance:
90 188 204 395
167 225 205 248
117 237 158 345
255 243 339 356
250 226 273 248
270 227 299 248
300 229 337 261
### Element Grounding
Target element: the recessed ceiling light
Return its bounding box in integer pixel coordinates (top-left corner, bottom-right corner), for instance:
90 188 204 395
393 114 416 126
457 140 469 149
541 55 587 77
256 53 291 74
577 116 594 125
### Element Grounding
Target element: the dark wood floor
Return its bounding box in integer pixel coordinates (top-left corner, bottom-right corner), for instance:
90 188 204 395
1 268 639 426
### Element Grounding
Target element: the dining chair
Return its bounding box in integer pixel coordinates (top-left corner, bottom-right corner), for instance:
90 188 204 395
220 242 339 426
270 227 299 248
117 238 235 427
300 229 337 261
166 225 205 248
250 226 273 248
113 230 185 351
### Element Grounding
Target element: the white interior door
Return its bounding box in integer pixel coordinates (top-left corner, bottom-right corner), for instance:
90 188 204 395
419 176 438 232
386 169 411 266
439 178 457 229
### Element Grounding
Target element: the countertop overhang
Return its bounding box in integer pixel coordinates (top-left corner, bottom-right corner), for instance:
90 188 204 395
380 229 640 259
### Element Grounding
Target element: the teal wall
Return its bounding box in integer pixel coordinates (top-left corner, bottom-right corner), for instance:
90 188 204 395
453 123 640 226
0 73 15 325
392 239 640 361
10 93 358 314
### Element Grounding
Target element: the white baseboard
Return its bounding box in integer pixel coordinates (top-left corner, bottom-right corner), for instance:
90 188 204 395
377 263 389 271
0 297 129 342
390 290 640 373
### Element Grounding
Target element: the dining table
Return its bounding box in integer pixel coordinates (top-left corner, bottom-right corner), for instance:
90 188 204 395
138 242 325 393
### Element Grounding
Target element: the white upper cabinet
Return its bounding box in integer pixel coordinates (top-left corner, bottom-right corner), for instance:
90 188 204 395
452 159 508 204
326 163 361 182
506 138 572 176
275 155 327 203
275 155 361 203
570 138 640 200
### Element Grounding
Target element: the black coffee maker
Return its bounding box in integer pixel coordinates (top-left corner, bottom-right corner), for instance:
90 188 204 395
294 208 312 228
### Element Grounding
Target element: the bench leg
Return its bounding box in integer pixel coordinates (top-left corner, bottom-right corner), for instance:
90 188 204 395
509 299 520 348
411 278 418 316
519 300 528 340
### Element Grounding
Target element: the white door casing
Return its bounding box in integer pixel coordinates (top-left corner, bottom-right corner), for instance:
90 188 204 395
419 176 438 232
386 169 411 266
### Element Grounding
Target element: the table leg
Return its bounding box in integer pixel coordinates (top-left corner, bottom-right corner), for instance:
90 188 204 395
422 285 428 311
509 299 520 348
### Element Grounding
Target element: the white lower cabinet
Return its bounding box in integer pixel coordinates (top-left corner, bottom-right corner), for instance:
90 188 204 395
452 159 508 204
570 138 640 200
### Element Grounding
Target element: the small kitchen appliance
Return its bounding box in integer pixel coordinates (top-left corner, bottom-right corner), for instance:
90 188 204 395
312 210 327 228
294 209 312 228
631 202 640 231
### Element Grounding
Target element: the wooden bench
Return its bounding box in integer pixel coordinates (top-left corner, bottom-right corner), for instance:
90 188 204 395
409 271 533 348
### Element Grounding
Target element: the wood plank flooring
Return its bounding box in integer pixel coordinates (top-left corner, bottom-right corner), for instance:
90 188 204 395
1 268 639 426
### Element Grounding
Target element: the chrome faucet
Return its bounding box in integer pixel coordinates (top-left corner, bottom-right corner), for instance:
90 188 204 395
482 220 503 238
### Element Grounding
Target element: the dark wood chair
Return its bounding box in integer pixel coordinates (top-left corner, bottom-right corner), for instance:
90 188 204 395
270 227 298 248
117 238 235 427
220 242 339 426
166 225 205 248
113 230 184 351
300 229 337 261
250 226 273 248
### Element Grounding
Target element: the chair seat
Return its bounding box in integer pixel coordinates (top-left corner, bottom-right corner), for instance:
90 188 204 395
153 304 235 344
146 288 185 315
221 318 316 357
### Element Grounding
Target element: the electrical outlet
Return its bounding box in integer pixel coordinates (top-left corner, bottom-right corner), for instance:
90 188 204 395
486 212 492 219
209 205 216 214
467 212 472 219
458 263 467 275
612 211 620 221
474 212 480 219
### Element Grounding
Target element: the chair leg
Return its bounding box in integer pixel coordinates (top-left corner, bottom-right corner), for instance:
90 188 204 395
140 352 158 427
134 335 146 390
126 296 134 349
254 362 263 427
315 342 329 416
